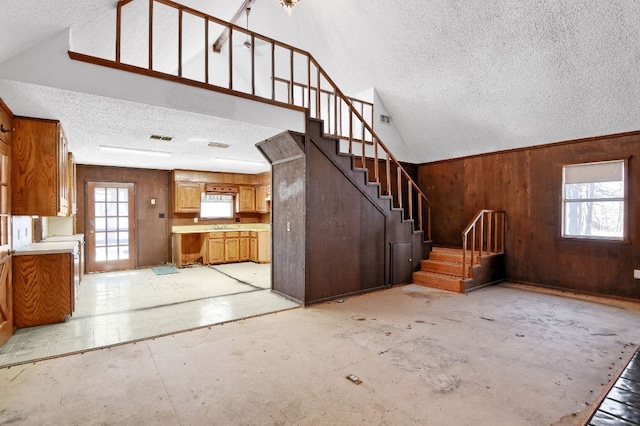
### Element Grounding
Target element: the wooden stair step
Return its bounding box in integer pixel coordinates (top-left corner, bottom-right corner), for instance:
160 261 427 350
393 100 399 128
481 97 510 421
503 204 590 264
420 259 472 278
430 247 481 264
412 271 464 293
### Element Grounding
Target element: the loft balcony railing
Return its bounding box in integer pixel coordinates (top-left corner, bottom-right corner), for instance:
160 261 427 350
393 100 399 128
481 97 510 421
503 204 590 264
69 0 431 239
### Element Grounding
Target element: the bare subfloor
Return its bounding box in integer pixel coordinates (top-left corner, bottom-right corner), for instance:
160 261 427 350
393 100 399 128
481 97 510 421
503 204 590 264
1 283 639 425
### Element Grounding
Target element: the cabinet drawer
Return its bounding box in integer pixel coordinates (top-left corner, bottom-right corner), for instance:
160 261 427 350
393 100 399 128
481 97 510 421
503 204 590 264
209 232 224 239
250 231 257 237
240 231 250 237
224 231 240 238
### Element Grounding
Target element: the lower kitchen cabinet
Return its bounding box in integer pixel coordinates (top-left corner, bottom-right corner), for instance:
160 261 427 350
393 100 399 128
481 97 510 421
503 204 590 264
224 232 240 262
13 252 74 328
240 232 250 261
208 233 225 264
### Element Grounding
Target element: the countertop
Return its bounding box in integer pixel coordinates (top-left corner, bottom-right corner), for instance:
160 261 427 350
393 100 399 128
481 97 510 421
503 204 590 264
14 241 78 256
42 234 85 243
172 225 270 234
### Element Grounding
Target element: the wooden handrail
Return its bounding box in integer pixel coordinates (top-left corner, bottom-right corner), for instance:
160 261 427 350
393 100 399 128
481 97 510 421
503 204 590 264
461 210 505 280
111 0 432 239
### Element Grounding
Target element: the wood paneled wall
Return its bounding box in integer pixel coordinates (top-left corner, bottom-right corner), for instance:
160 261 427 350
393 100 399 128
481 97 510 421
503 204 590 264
418 132 640 300
77 165 171 268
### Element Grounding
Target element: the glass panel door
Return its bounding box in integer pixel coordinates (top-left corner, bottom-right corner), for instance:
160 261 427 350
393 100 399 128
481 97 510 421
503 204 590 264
87 182 135 272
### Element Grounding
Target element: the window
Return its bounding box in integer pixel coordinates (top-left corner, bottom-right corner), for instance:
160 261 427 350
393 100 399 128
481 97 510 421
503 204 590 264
562 160 626 240
200 194 234 219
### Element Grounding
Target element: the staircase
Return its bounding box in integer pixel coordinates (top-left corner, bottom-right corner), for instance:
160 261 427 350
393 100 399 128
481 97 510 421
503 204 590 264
413 210 506 293
413 247 478 293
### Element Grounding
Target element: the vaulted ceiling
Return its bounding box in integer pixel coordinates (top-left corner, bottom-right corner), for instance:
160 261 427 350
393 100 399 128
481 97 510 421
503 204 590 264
1 0 638 173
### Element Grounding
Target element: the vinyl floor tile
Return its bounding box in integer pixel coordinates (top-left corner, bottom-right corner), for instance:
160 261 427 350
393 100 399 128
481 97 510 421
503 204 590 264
0 263 298 367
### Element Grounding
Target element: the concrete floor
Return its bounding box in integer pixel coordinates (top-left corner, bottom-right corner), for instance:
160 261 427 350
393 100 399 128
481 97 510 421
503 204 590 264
1 283 639 425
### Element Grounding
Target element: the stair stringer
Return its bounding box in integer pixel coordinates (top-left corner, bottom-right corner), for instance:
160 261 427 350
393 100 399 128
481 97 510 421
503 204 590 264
305 117 429 290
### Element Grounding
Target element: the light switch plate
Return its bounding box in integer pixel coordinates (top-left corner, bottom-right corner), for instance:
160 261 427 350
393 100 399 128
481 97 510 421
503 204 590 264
634 269 640 280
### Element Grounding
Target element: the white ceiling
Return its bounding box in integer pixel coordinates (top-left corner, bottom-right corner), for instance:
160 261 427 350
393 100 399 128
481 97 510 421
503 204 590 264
1 0 639 173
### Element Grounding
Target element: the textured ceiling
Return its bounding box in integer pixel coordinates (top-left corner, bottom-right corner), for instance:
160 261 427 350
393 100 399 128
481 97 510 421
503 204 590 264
1 0 639 172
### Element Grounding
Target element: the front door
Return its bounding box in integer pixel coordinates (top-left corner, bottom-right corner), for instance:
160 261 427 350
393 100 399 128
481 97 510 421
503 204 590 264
0 137 12 346
86 182 136 272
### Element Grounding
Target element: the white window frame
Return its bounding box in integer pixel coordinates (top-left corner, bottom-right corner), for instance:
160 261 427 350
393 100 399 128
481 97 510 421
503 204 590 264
200 193 234 219
561 159 627 241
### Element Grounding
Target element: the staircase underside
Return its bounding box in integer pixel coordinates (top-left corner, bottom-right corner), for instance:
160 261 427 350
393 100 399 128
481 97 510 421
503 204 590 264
413 247 505 293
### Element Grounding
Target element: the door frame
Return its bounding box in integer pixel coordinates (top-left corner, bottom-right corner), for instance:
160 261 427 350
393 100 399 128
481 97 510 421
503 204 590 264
86 181 136 272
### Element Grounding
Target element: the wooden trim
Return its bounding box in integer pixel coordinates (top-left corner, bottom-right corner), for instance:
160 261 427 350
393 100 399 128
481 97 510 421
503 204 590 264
67 51 307 113
420 129 640 166
148 0 153 70
178 8 183 77
0 99 14 118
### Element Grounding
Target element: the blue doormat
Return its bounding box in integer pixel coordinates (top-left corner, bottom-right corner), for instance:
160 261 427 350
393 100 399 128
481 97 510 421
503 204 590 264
151 265 180 275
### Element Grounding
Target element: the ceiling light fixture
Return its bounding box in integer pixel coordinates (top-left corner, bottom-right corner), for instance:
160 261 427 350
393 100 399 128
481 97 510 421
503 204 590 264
99 145 171 157
278 0 300 10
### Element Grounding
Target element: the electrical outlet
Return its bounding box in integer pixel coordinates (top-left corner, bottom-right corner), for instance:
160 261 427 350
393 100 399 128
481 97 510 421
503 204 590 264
193 217 198 223
634 269 640 280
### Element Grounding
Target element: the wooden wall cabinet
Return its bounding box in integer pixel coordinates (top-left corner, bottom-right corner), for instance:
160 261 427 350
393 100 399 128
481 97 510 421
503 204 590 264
237 186 256 212
208 233 225 264
68 152 77 216
12 118 69 216
256 185 269 213
174 181 203 213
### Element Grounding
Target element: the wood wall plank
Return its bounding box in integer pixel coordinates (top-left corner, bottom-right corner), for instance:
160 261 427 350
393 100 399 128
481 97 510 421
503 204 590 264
418 132 640 300
76 165 171 268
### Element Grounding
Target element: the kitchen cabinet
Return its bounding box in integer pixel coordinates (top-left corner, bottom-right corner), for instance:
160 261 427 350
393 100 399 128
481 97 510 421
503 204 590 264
12 117 69 216
249 233 258 261
237 186 255 212
224 232 240 262
68 152 77 216
174 181 203 213
239 232 250 261
172 232 207 267
208 233 225 264
13 251 75 328
250 231 271 263
256 185 269 213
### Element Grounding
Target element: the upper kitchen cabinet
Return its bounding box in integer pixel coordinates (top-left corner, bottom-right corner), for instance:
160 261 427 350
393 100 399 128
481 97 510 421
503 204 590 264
237 186 255 212
174 181 203 213
68 152 77 216
255 185 270 213
12 117 69 216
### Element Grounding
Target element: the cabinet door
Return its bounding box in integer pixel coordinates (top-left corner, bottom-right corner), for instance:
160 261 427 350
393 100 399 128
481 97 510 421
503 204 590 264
249 236 258 262
174 182 202 213
237 186 256 212
225 238 240 262
12 118 65 216
256 231 271 263
240 237 250 261
255 185 268 213
208 238 225 264
57 127 69 216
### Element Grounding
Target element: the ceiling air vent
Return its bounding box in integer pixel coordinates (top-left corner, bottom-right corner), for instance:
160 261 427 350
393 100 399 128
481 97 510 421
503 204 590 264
149 134 173 141
207 141 230 149
379 115 391 125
